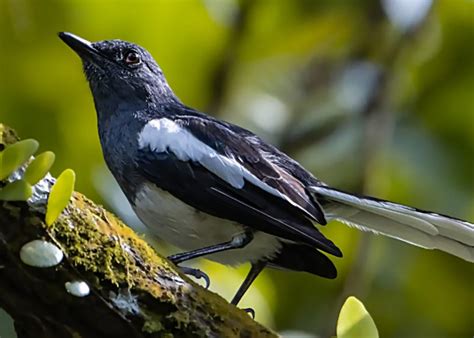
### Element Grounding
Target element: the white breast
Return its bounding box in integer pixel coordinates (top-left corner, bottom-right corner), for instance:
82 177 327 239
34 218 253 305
133 183 282 266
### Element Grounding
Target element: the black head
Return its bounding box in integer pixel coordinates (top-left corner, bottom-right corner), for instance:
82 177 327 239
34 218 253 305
59 32 178 118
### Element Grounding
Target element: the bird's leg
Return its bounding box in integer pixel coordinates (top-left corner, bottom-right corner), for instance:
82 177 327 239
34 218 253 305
168 231 254 289
168 230 254 264
231 261 266 317
178 266 211 289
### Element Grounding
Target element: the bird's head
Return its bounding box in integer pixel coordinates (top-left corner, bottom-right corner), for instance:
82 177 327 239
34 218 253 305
59 32 177 116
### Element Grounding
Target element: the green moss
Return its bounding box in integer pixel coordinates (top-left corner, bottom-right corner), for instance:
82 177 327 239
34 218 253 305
42 191 252 335
0 123 19 146
141 312 165 333
46 192 173 298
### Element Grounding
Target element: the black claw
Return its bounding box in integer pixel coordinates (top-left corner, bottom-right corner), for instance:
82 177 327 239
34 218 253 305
178 266 211 289
243 308 255 319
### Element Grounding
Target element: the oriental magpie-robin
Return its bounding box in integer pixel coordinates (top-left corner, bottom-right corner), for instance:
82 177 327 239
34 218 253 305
59 32 474 307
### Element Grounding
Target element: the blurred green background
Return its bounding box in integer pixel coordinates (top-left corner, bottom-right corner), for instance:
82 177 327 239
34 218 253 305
1 0 473 337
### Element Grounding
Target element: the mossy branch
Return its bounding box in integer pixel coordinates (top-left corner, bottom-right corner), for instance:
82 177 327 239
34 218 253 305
0 124 277 338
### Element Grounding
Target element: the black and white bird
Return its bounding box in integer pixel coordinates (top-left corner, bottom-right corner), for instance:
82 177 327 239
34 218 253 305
59 32 474 307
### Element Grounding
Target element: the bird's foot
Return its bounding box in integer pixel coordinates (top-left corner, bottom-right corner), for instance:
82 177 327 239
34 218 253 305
176 266 210 289
243 307 255 319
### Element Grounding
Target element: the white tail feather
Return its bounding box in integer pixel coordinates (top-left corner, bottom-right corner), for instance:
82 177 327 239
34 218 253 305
310 186 474 262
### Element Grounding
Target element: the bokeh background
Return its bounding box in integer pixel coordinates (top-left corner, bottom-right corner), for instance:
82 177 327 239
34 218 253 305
1 0 473 337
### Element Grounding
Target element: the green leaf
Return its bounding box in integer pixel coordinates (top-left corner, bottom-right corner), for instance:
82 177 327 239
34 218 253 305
0 139 39 180
46 169 76 226
24 151 56 185
337 296 378 338
0 180 33 201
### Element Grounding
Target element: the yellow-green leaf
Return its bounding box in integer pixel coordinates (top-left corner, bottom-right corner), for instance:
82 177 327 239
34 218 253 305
0 139 39 180
0 180 32 201
24 151 56 185
46 169 75 226
337 296 378 338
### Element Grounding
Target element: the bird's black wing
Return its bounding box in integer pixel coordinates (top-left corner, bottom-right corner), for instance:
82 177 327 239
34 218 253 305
178 114 328 220
136 115 341 257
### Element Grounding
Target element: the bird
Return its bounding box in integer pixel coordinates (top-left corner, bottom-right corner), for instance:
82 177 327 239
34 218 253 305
58 32 474 308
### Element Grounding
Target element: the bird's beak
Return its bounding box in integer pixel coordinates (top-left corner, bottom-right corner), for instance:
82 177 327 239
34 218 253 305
58 32 102 61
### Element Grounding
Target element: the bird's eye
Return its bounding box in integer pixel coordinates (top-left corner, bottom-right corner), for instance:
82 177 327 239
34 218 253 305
124 51 141 66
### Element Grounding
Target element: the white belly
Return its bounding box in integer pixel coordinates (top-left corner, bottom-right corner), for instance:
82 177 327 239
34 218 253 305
133 183 282 266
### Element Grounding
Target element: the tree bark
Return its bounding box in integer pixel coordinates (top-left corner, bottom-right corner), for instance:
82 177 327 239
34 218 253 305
0 124 277 338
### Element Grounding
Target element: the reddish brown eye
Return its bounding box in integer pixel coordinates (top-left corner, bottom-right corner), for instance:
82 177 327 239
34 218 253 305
124 51 141 65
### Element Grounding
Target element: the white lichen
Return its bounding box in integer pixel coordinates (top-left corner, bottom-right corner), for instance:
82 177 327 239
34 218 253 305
110 289 140 315
65 281 90 297
20 239 63 267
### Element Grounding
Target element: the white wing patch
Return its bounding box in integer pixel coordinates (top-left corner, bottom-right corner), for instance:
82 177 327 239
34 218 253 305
138 118 299 208
139 118 245 187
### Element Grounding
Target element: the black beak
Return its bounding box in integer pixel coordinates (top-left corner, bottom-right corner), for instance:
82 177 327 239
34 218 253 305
58 32 102 61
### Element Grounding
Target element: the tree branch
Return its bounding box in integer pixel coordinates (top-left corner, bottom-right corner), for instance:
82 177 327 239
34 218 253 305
0 124 277 338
